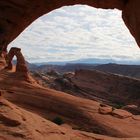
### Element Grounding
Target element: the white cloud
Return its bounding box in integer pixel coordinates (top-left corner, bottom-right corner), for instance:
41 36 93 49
9 5 140 63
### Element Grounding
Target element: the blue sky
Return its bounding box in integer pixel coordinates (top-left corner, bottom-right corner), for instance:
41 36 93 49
9 5 140 63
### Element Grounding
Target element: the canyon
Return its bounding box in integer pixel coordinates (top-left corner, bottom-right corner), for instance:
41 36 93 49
1 0 140 139
1 62 140 139
0 49 140 139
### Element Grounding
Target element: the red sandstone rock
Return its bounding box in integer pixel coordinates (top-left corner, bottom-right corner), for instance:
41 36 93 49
5 47 35 82
112 109 132 119
0 90 5 97
1 1 140 139
132 115 140 121
1 69 140 138
6 47 28 73
122 0 140 47
99 106 113 114
99 103 113 114
0 0 140 50
0 57 6 69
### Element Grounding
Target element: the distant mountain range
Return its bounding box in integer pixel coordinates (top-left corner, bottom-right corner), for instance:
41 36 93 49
12 58 140 79
33 58 140 66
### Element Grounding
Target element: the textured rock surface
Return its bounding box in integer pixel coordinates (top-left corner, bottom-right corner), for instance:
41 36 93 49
69 69 140 105
132 115 140 121
1 70 140 138
5 47 35 82
1 1 140 139
122 0 140 47
1 98 140 140
6 47 28 73
0 98 92 140
0 57 6 69
0 90 5 97
99 106 113 114
0 0 140 49
112 109 133 119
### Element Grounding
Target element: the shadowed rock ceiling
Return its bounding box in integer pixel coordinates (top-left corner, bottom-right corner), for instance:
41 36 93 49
0 0 140 51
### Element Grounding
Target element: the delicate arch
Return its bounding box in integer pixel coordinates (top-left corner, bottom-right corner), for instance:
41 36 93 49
6 47 28 73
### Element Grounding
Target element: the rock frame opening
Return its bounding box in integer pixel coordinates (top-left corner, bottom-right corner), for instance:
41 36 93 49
0 0 140 51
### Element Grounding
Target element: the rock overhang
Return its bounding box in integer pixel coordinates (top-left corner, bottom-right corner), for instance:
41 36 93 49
0 0 140 50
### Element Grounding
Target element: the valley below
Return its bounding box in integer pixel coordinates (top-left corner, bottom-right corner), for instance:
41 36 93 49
1 61 140 140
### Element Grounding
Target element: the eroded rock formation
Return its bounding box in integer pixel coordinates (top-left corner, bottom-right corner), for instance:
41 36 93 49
5 47 31 82
0 0 140 49
6 47 28 72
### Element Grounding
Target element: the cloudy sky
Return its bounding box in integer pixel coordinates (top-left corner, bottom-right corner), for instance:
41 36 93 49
9 5 140 63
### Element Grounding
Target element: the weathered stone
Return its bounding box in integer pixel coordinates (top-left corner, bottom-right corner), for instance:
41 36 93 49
122 0 140 47
112 109 132 119
0 90 5 97
6 47 28 73
0 90 5 102
132 115 140 121
0 57 6 69
99 106 112 114
0 0 140 50
5 47 30 81
100 103 108 107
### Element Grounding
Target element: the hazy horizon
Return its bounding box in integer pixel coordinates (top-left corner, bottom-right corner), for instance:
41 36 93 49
29 57 140 66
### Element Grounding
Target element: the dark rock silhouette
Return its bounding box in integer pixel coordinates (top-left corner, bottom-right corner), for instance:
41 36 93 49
0 0 140 49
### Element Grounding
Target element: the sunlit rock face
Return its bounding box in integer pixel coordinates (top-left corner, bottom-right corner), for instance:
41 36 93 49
0 0 140 50
5 47 32 82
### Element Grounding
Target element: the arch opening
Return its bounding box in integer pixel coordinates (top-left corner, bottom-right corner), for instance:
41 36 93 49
0 0 140 52
5 47 28 73
9 5 140 65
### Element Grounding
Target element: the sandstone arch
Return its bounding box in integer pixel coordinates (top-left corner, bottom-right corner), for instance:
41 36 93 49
5 47 36 83
6 47 28 73
0 0 140 50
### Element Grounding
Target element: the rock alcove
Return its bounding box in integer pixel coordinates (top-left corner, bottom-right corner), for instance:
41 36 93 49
0 0 140 59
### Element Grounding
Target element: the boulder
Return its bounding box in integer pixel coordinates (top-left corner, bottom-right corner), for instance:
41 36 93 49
112 109 132 119
99 106 112 114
